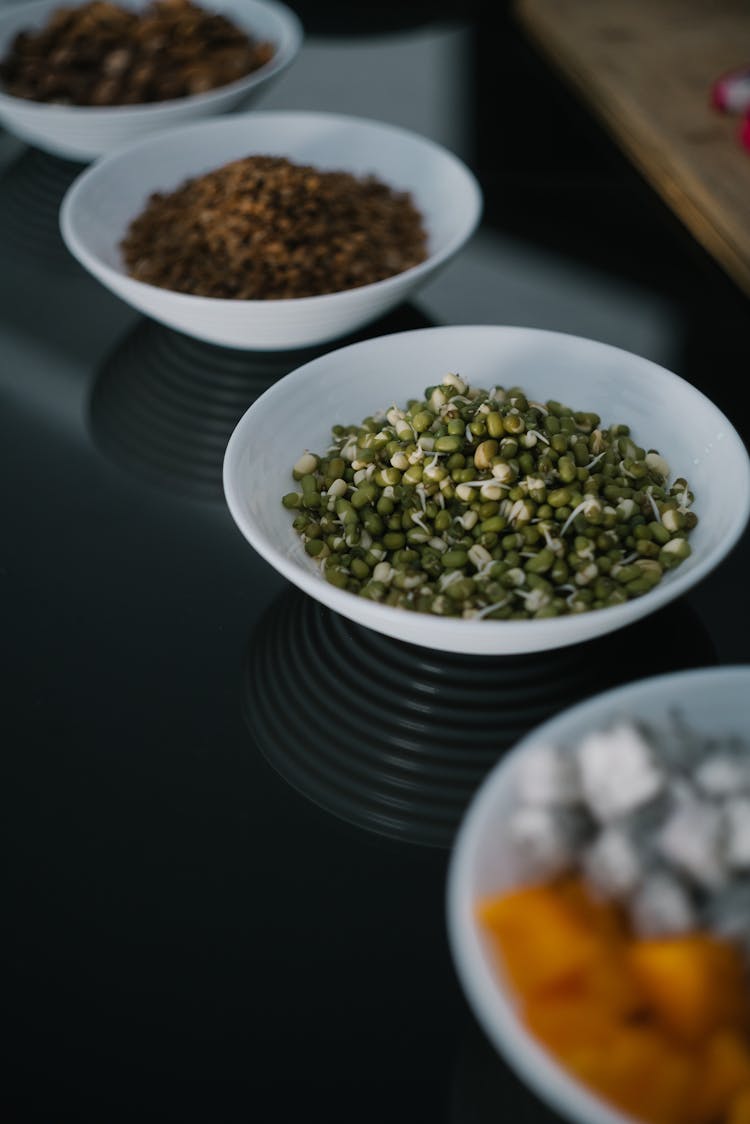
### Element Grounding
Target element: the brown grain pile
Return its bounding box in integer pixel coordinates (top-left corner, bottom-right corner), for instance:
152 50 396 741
120 154 429 300
0 0 274 106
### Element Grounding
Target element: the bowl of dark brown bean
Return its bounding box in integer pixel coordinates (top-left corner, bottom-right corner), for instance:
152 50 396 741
59 109 483 348
0 0 303 160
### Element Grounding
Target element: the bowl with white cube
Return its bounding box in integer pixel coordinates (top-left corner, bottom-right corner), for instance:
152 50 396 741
447 664 750 1124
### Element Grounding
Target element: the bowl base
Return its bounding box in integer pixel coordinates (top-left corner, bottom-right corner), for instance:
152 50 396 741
241 588 717 849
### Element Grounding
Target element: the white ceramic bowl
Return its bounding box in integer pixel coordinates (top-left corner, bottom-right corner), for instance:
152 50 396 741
58 109 483 349
0 0 302 161
446 663 750 1124
223 324 750 655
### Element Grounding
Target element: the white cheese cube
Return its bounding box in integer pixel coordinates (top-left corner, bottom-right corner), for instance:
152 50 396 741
581 827 642 899
514 743 580 806
629 870 696 936
657 793 726 890
508 805 589 881
577 721 664 822
696 753 750 798
723 797 750 869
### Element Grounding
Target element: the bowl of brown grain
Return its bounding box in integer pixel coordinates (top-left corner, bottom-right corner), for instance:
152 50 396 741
59 109 483 349
0 0 303 161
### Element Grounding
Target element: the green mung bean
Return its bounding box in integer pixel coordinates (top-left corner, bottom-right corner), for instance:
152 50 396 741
281 373 697 620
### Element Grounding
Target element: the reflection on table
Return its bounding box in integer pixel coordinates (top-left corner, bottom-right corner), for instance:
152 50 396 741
0 146 84 270
87 302 435 500
241 586 717 849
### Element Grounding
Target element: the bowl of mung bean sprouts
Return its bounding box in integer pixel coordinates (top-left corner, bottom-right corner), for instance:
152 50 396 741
222 324 750 655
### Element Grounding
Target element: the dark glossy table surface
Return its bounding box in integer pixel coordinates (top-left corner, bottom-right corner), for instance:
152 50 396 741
3 3 749 1122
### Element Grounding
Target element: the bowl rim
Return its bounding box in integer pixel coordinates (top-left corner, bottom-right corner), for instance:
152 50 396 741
445 662 750 1124
58 108 484 307
0 0 303 116
221 323 750 651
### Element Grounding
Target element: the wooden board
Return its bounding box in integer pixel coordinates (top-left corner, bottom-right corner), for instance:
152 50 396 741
515 0 750 297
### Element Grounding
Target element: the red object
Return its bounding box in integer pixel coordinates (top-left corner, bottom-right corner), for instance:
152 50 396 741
711 66 750 114
740 114 750 152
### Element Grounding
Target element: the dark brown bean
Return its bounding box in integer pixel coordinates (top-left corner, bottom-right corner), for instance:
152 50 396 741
0 0 274 106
